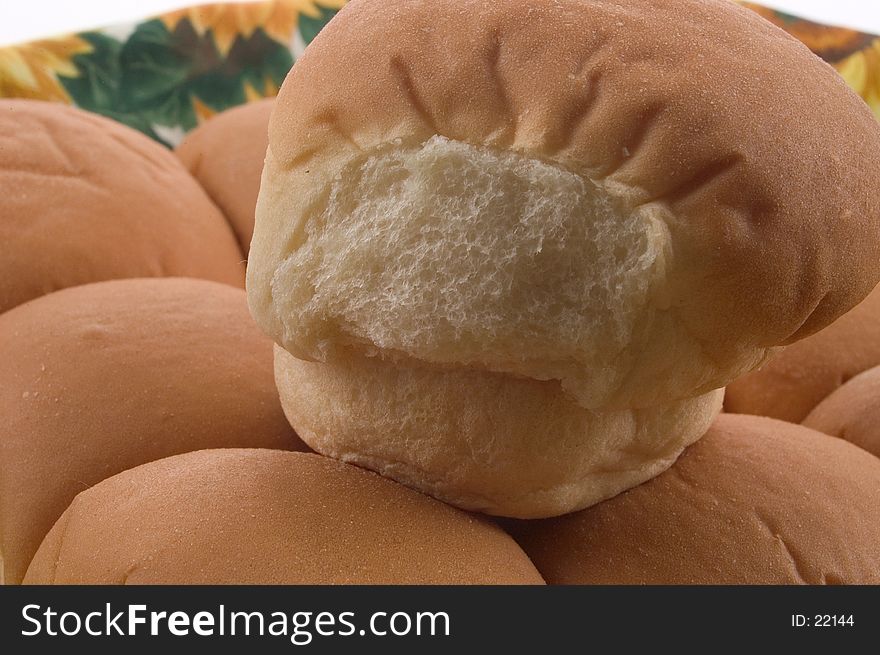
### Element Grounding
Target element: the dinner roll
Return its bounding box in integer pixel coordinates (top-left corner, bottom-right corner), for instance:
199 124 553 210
176 99 273 253
506 415 880 584
24 449 545 584
0 100 244 314
726 284 880 422
804 365 880 458
250 0 880 408
275 346 722 518
250 0 880 516
0 279 306 585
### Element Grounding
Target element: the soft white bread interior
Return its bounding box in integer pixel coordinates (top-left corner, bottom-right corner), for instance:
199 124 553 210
269 136 674 409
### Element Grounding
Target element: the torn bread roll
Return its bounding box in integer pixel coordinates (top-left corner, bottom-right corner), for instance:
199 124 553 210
506 415 880 584
0 278 306 585
0 99 244 314
24 450 545 585
249 0 880 517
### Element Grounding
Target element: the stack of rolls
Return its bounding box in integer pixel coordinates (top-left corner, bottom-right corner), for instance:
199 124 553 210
4 0 880 586
248 0 880 520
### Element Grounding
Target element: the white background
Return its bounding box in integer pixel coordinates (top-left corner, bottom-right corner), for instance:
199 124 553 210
2 0 880 46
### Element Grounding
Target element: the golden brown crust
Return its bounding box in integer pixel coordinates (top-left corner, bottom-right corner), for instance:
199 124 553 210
804 365 880 458
0 278 306 585
23 449 545 585
726 284 880 422
175 99 273 253
0 100 244 314
506 414 880 584
251 0 880 381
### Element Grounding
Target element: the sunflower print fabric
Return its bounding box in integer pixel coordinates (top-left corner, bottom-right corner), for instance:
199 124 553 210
0 0 877 147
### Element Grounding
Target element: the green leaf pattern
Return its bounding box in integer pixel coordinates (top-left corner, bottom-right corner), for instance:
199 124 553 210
41 2 342 146
1 0 878 144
